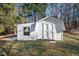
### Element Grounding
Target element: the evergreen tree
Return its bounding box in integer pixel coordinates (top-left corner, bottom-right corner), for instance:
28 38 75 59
0 3 24 34
21 3 46 22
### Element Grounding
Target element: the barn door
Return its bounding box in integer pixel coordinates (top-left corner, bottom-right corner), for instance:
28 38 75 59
42 23 49 39
50 24 54 40
42 23 44 39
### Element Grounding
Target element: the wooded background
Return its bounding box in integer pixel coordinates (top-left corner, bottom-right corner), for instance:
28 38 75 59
0 3 79 35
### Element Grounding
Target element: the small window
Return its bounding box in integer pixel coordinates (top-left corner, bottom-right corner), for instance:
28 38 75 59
23 27 30 35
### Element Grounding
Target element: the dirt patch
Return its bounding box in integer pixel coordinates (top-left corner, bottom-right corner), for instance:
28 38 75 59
0 34 16 40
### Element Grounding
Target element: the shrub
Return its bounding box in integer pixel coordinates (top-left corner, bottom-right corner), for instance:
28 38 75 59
0 25 5 34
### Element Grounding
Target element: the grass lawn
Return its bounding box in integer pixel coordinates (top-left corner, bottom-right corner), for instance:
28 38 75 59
0 33 79 56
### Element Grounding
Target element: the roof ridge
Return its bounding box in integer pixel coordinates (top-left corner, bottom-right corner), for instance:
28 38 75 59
36 16 64 23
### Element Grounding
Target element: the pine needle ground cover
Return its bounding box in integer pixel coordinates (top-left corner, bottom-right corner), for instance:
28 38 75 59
0 33 79 56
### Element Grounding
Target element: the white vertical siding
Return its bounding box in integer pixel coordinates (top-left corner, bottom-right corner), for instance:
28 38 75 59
54 25 63 41
17 24 37 40
35 22 43 39
43 22 48 39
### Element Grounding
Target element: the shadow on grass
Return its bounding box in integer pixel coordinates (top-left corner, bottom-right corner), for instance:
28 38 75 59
62 44 79 55
0 38 79 56
0 41 17 56
64 34 79 41
55 41 79 55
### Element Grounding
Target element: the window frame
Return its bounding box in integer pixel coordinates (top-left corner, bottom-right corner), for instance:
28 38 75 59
23 27 30 36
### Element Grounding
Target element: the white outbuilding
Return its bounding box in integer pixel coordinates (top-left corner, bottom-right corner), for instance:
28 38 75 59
17 16 65 41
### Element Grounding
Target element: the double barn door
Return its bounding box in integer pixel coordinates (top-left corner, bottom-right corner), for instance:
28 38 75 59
42 23 54 40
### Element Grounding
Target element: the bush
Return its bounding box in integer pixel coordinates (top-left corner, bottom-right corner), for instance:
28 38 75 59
0 25 5 34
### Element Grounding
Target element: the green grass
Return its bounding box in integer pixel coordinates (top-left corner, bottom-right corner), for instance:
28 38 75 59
0 33 79 56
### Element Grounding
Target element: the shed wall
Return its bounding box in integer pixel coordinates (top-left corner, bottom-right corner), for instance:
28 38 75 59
17 24 37 40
